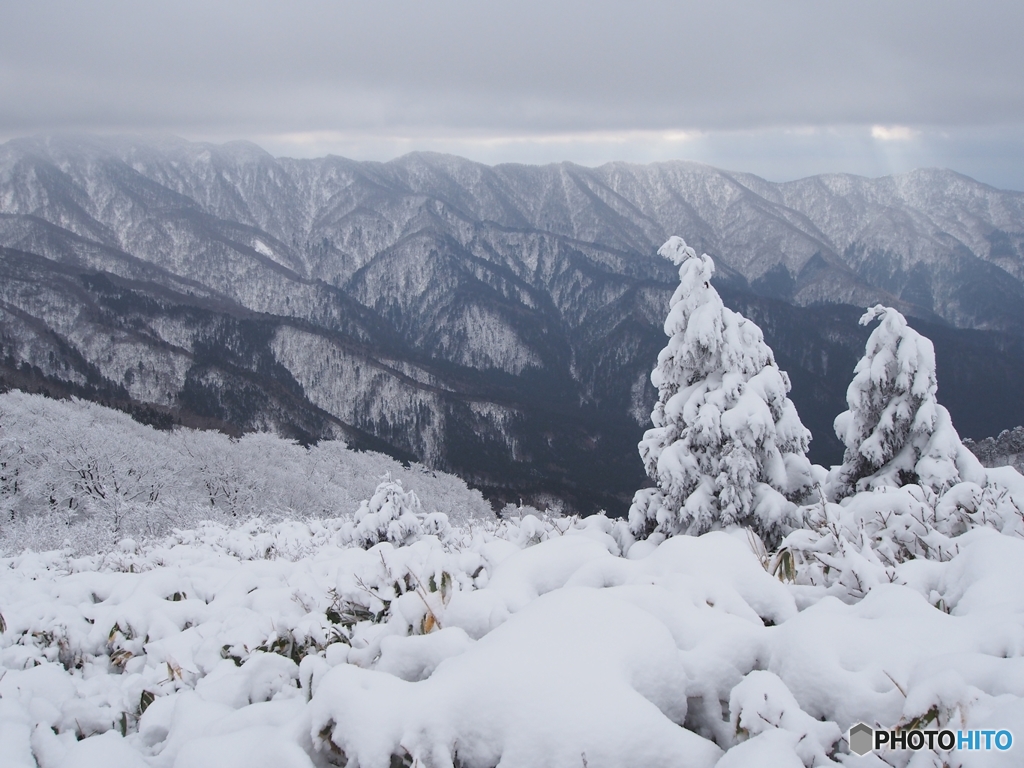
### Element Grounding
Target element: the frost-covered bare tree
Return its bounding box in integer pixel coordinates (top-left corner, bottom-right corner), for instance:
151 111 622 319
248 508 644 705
629 237 814 545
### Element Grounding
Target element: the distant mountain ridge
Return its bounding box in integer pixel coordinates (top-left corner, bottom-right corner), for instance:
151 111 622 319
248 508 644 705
2 135 1024 513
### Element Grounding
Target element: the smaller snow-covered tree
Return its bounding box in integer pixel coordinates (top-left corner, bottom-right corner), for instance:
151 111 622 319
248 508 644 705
629 237 814 545
349 477 451 548
828 305 984 500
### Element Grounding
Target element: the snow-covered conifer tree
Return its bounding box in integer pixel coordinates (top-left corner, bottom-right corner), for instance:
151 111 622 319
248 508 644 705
629 237 814 544
828 305 984 500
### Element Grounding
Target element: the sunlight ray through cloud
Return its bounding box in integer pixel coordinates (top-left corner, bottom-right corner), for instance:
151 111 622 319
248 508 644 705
871 125 921 142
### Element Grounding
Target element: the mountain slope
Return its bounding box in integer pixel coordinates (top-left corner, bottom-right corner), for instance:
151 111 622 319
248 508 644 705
2 136 1024 513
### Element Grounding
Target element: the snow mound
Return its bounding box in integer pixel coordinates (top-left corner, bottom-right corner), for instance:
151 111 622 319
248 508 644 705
311 587 722 768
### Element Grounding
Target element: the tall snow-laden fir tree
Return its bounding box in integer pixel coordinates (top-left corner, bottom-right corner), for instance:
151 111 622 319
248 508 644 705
629 237 814 545
828 305 985 500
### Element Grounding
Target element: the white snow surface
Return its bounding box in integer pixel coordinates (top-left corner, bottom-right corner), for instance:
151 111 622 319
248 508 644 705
3 502 1024 767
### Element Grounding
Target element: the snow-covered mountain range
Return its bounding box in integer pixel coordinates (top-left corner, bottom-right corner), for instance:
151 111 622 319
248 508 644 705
3 135 1024 512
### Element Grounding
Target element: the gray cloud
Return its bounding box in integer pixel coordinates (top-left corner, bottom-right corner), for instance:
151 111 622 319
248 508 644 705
2 0 1024 187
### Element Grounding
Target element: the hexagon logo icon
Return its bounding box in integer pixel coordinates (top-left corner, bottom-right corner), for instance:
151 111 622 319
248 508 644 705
848 722 874 756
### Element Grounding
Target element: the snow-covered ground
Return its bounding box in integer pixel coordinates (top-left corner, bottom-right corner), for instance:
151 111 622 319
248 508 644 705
2 506 1023 767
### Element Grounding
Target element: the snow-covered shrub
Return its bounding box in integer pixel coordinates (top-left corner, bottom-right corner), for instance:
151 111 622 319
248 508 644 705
421 511 455 542
828 305 985 500
727 670 842 767
485 505 635 555
628 236 814 546
781 475 1024 598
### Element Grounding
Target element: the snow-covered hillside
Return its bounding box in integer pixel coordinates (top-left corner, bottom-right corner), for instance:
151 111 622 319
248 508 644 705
4 137 1023 334
0 391 493 555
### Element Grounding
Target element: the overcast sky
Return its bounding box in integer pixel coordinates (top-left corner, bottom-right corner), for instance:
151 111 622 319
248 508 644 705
3 0 1024 189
